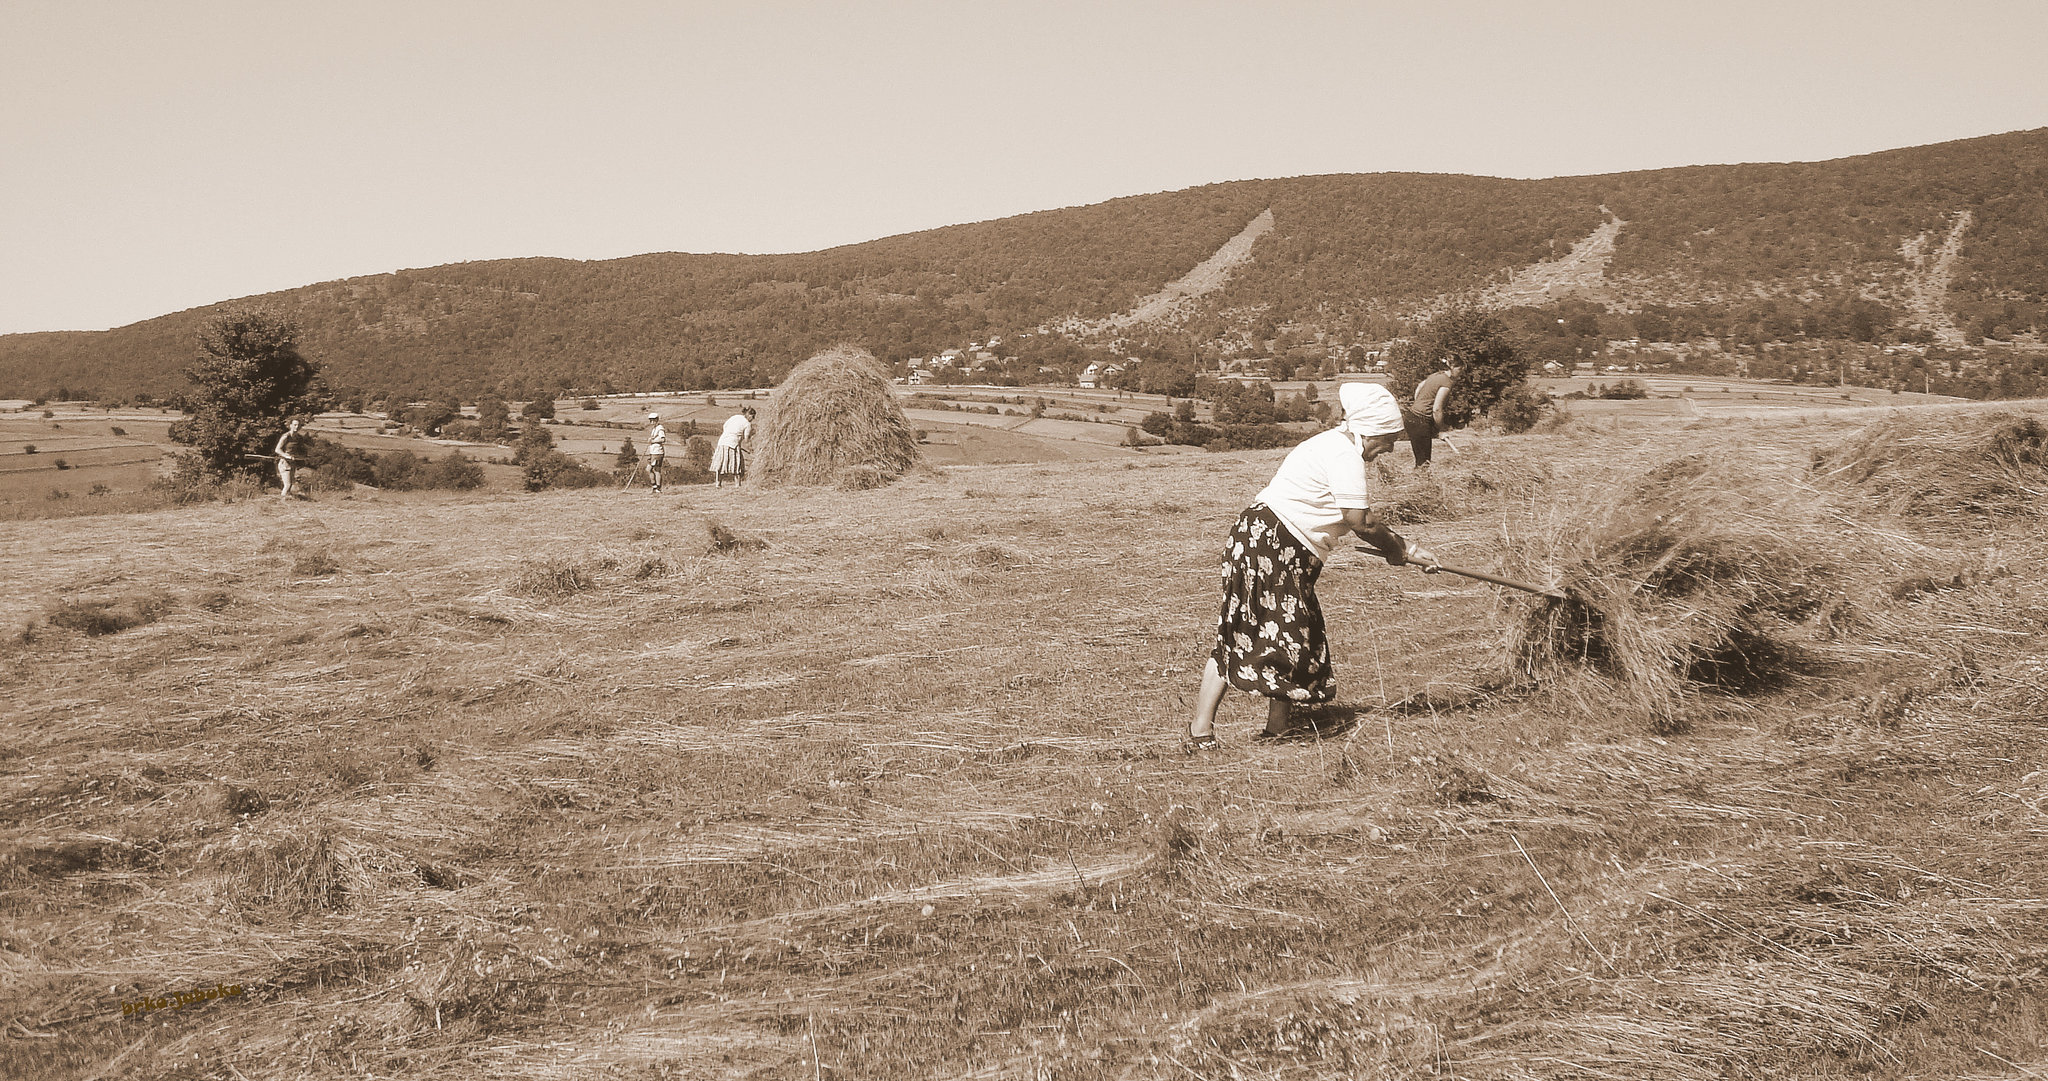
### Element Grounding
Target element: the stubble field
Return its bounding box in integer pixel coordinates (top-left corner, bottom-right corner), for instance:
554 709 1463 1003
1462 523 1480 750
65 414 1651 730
2 403 2044 1080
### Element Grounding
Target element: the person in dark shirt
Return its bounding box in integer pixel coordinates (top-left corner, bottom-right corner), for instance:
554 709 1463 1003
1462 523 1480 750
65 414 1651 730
1402 361 1461 467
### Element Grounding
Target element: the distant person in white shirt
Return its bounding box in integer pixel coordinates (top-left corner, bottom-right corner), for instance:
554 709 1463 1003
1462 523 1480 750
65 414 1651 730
644 413 666 492
1186 382 1438 749
711 407 754 488
273 418 307 501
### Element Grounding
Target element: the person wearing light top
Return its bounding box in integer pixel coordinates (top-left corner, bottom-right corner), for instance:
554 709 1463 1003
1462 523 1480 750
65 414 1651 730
711 407 754 488
1186 382 1439 749
273 418 307 501
644 412 667 492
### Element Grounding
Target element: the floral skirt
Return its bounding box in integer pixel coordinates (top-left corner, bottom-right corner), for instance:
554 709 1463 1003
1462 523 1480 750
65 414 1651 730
1211 503 1334 703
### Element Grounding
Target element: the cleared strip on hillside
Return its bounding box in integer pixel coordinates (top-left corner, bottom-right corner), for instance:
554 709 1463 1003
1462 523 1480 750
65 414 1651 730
1068 208 1274 333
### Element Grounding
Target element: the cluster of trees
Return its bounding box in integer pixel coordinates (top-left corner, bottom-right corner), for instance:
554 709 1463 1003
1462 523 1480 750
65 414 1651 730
509 422 609 491
1387 307 1542 430
301 438 483 491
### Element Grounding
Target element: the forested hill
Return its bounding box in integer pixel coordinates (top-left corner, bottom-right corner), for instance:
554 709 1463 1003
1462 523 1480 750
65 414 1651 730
5 128 2044 401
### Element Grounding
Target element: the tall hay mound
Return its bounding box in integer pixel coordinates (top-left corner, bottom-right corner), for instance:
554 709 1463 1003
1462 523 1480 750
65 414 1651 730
1503 452 1885 728
754 346 922 489
1811 410 2048 522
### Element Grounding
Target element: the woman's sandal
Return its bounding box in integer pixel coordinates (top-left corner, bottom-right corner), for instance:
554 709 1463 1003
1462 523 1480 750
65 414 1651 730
1186 727 1222 751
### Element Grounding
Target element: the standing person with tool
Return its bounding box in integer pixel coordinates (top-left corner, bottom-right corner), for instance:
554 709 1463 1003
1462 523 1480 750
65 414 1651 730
644 412 667 492
1186 382 1439 750
272 418 308 501
710 406 754 488
1402 359 1462 467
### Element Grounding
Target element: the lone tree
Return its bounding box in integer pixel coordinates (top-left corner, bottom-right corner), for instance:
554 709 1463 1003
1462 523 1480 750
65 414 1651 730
169 310 324 477
1386 307 1532 429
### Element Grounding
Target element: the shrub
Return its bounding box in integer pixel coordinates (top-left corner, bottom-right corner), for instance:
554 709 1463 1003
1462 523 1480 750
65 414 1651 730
21 445 34 454
1486 385 1554 433
522 449 608 491
52 458 69 470
416 452 484 490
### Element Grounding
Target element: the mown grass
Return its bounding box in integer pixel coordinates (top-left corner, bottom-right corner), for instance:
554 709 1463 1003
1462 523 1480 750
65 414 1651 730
0 403 2043 1080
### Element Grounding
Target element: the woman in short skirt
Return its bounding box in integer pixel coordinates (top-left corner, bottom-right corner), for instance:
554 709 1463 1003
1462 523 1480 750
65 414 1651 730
711 406 755 487
1187 382 1438 749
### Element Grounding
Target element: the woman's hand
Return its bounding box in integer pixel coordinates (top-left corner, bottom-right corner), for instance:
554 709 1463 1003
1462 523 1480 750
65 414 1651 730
1405 544 1441 572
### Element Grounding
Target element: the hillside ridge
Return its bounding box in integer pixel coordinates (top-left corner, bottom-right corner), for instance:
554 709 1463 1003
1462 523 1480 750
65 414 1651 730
2 128 2044 399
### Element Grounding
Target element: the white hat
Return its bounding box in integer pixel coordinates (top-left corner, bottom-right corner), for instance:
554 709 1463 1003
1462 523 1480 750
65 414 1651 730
1337 382 1405 438
647 412 660 420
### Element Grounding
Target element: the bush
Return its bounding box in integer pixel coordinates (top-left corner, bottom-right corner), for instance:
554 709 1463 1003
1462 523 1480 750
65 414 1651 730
21 444 34 454
52 459 69 470
417 452 484 490
1487 385 1554 433
1595 379 1650 400
522 449 609 491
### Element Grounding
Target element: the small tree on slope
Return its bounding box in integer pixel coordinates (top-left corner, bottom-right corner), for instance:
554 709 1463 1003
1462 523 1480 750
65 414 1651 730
168 310 325 477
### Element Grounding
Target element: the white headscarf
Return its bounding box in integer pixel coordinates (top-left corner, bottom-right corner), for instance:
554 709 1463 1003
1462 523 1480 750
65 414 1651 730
1337 381 1406 438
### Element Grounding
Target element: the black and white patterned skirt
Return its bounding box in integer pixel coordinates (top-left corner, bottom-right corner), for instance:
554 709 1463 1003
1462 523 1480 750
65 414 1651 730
1210 503 1335 703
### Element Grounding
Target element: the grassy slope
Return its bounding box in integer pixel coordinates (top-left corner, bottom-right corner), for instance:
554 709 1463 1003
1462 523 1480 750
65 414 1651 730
3 129 2043 402
1 408 2045 1079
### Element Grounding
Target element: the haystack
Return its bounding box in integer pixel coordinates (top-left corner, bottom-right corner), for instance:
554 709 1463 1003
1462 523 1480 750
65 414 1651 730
753 346 921 489
1810 409 2048 521
1502 451 1890 727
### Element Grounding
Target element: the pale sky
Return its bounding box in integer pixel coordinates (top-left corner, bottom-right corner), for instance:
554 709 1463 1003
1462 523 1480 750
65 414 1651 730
3 0 2043 336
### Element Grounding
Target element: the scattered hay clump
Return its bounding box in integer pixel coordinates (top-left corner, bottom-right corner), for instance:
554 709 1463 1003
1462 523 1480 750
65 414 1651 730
1810 409 2048 521
1502 451 1889 727
753 345 921 488
47 592 172 637
1375 447 1554 524
706 521 767 554
511 557 596 599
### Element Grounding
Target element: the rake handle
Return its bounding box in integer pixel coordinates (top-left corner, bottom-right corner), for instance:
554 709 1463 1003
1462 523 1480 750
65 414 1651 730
1357 548 1563 598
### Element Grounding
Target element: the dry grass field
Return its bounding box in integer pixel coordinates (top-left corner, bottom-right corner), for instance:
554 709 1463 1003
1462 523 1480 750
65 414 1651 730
2 402 2045 1080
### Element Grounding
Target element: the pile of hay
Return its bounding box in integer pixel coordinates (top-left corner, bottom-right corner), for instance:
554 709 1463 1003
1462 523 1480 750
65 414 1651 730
1810 410 2048 521
1374 447 1553 524
1502 452 1890 727
754 346 921 488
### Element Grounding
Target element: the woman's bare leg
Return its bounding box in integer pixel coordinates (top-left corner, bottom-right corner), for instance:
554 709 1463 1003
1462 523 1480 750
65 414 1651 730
1190 657 1228 739
1262 697 1292 737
